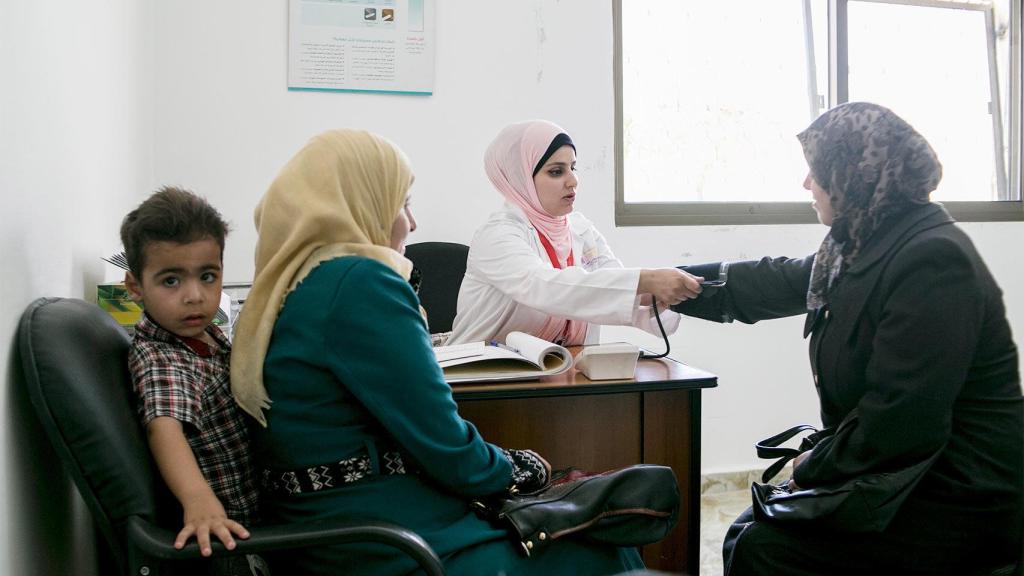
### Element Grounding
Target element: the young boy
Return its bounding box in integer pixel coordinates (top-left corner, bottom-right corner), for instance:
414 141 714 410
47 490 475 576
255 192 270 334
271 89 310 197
121 187 259 568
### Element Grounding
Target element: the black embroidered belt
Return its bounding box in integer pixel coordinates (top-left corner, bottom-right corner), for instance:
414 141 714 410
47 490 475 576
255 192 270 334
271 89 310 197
260 450 408 496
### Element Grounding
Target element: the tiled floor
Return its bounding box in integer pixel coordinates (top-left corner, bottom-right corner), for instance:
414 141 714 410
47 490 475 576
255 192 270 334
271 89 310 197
698 489 748 575
697 467 789 575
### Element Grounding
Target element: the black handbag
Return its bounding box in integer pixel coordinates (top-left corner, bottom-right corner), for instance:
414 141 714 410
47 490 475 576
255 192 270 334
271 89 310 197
471 464 680 556
750 411 942 533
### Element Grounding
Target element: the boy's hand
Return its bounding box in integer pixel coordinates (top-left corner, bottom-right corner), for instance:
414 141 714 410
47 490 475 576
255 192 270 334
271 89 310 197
144 418 251 556
177 492 250 557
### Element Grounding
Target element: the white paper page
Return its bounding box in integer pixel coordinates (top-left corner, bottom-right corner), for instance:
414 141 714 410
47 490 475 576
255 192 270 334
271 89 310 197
433 341 538 369
504 332 571 370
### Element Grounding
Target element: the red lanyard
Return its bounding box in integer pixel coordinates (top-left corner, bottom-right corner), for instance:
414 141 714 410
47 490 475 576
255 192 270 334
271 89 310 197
536 230 574 269
536 230 575 344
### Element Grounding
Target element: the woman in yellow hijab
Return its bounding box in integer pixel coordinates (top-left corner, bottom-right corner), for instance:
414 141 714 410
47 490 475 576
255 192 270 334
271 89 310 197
231 129 645 575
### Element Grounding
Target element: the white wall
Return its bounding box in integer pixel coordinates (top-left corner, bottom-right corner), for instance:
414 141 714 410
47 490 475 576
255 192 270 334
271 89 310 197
0 1 155 575
154 0 1024 475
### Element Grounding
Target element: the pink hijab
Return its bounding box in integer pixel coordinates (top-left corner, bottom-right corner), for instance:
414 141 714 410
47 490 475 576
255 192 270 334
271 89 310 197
484 120 587 345
485 120 574 265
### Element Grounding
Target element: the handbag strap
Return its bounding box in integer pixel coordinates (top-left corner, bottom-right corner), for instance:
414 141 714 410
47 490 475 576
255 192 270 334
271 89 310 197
755 424 820 459
755 424 833 483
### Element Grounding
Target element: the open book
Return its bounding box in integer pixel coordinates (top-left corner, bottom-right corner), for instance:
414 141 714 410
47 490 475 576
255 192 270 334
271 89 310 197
433 331 574 383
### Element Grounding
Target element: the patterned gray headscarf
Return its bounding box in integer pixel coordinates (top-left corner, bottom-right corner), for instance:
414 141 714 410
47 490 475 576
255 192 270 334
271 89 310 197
798 102 942 309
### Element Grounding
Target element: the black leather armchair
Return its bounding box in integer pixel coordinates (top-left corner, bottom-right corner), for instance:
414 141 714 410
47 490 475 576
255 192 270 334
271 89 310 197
17 297 445 576
404 242 469 334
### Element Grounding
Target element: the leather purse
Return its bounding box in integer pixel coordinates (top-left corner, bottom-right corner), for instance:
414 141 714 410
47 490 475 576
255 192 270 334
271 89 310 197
750 412 942 533
471 464 680 556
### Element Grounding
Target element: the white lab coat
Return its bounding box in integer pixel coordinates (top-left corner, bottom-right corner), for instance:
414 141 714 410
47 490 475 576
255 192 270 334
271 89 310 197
449 203 680 345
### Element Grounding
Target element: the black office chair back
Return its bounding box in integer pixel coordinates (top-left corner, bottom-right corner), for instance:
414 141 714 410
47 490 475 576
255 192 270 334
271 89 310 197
18 297 174 573
404 242 469 334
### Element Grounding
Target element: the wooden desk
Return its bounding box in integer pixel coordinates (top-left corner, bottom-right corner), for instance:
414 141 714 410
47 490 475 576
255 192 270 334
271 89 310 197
452 355 717 574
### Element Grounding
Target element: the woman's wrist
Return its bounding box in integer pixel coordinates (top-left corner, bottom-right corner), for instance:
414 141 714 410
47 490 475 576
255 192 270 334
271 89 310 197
637 269 652 295
502 448 551 493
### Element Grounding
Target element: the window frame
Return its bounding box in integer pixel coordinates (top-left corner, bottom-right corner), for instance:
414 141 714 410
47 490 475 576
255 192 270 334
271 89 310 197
613 0 1024 225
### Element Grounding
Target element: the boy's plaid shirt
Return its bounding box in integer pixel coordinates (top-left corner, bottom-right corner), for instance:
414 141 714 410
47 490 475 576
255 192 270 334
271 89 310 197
128 313 258 523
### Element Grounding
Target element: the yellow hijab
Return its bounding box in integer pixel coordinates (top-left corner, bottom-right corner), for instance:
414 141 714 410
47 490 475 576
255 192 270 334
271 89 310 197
231 129 414 425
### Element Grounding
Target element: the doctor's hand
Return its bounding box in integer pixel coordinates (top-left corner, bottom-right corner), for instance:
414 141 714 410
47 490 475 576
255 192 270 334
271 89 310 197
639 268 703 306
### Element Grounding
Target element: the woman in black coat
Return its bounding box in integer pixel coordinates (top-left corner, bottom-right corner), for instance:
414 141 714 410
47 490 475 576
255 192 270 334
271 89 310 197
676 102 1023 575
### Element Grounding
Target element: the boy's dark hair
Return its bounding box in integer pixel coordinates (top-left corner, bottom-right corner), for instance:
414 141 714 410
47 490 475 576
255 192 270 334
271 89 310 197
120 186 230 279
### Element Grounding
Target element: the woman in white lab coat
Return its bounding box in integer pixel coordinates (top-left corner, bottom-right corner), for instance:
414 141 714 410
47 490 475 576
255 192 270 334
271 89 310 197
449 120 702 345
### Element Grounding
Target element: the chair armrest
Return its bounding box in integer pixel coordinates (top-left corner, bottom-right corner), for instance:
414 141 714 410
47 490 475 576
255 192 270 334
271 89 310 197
125 515 445 576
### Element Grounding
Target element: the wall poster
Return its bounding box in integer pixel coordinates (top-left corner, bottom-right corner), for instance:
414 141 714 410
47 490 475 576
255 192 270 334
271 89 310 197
288 0 434 95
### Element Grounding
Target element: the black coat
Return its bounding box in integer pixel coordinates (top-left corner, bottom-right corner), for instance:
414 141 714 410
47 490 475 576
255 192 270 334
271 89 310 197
678 203 1023 547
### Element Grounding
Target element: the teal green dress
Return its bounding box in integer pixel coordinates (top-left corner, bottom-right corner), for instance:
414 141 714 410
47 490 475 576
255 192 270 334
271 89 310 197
250 256 644 575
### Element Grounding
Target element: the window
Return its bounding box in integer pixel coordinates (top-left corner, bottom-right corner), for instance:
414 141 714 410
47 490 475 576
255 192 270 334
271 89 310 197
614 0 1024 225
